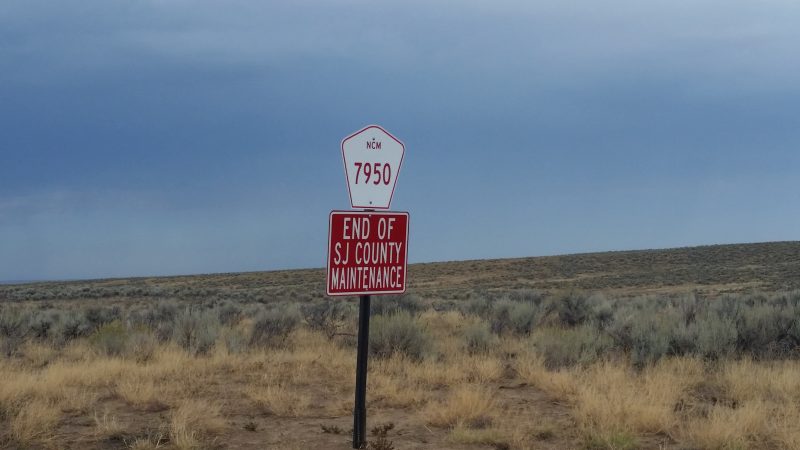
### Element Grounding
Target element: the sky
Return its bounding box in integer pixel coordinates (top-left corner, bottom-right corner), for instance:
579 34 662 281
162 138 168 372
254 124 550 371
1 0 799 281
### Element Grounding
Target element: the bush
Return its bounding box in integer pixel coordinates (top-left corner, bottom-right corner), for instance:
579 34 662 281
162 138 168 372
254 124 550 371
371 294 423 316
490 299 538 335
630 316 673 368
695 314 737 360
532 326 613 369
462 296 492 317
29 310 60 341
555 292 591 327
0 306 30 339
249 305 301 348
90 321 129 356
508 289 545 305
58 311 91 343
221 326 249 355
462 322 496 354
302 301 354 338
155 300 179 324
735 305 795 358
173 309 220 355
0 306 30 356
126 330 157 362
217 301 242 326
84 306 121 330
369 312 431 360
591 298 615 330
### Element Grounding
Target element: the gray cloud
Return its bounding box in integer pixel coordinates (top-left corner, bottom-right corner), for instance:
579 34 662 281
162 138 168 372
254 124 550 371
2 0 799 280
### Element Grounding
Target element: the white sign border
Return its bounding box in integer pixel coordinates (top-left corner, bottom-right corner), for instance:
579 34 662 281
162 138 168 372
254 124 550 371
325 210 410 296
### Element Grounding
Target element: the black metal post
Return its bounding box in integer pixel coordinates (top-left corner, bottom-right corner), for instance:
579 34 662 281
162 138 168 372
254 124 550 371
353 294 371 448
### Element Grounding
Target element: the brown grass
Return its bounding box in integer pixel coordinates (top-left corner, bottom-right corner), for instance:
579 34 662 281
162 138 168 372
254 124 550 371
246 381 312 417
169 399 226 449
93 409 123 439
115 378 165 410
2 309 800 449
425 384 498 428
10 399 60 445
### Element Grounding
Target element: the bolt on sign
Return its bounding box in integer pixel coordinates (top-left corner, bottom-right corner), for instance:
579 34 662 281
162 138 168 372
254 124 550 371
341 125 405 210
327 211 409 296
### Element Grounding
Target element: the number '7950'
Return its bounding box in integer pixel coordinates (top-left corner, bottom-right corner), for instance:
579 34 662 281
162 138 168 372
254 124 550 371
354 162 391 185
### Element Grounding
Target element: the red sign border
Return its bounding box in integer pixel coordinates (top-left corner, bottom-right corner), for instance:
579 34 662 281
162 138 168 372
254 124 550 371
341 125 405 210
326 210 410 296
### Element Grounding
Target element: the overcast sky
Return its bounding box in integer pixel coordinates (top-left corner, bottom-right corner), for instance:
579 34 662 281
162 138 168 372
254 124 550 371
2 0 799 281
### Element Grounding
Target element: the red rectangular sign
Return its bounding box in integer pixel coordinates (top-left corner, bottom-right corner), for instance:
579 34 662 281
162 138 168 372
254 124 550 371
326 211 409 296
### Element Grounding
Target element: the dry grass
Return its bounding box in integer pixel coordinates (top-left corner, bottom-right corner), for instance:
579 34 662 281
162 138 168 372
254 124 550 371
115 378 164 410
93 409 123 439
515 351 577 400
2 308 800 449
9 399 60 445
21 341 57 367
169 399 226 450
448 424 505 445
676 359 800 449
246 381 312 417
370 369 427 408
125 428 169 450
424 384 498 428
573 358 704 436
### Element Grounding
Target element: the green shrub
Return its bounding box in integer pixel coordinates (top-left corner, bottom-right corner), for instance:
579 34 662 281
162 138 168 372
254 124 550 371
173 309 219 355
221 326 249 355
735 305 795 358
302 301 355 338
532 326 612 369
508 289 545 305
29 310 58 340
490 299 538 335
630 316 673 368
58 311 91 343
84 306 121 330
126 330 157 362
462 322 496 354
591 298 615 330
371 294 423 316
0 306 29 337
668 322 698 357
369 312 431 360
249 305 301 348
217 301 242 326
694 314 737 360
0 306 30 356
89 321 129 356
556 292 592 327
155 300 179 324
462 296 492 317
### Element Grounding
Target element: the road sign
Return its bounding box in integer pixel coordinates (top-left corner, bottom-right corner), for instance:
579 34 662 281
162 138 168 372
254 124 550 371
341 125 405 210
326 210 409 296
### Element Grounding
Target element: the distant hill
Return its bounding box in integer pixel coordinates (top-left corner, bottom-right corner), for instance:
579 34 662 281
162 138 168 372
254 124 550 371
1 241 798 303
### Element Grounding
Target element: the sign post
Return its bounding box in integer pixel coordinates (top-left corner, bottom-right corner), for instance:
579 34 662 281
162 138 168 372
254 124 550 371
353 293 370 448
327 125 407 448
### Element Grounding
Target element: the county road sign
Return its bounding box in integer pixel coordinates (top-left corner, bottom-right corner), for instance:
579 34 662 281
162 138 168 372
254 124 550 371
341 125 405 210
326 211 409 296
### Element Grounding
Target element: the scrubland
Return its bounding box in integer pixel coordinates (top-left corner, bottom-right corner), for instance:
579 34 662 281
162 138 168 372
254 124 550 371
1 286 800 449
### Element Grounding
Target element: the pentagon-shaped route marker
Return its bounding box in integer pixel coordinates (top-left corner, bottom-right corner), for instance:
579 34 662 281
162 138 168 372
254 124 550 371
341 125 405 210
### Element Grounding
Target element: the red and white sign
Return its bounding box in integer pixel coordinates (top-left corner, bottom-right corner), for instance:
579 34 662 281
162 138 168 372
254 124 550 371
341 125 405 210
326 211 409 296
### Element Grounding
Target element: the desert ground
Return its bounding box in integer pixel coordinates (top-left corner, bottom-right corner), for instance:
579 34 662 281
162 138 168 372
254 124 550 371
1 241 799 449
